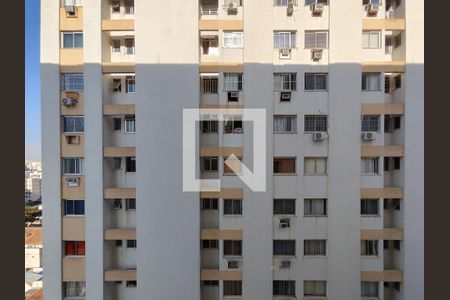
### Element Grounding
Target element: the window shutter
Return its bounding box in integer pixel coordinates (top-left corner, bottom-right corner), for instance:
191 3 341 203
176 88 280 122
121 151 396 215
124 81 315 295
362 32 370 48
304 32 315 49
316 32 328 48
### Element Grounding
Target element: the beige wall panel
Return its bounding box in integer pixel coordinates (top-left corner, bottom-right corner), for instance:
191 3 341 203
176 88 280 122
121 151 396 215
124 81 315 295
201 270 243 281
200 147 243 157
362 61 406 73
104 269 137 281
361 103 405 115
362 19 405 31
61 134 85 157
361 187 404 199
61 175 85 199
103 147 136 157
199 62 244 73
62 257 85 281
60 49 83 66
104 228 136 240
199 104 243 110
103 104 135 115
199 20 244 30
60 91 84 116
102 62 135 73
102 19 135 31
361 145 404 157
60 7 84 31
60 65 84 73
201 229 243 240
361 270 403 282
62 216 85 241
104 188 136 199
361 229 404 240
200 188 243 199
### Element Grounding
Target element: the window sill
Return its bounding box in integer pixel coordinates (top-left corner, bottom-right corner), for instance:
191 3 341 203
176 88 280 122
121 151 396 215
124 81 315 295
303 255 327 258
304 90 328 92
303 215 327 218
223 255 242 259
361 215 381 218
304 174 327 176
274 173 297 176
274 132 298 134
64 255 85 258
361 255 380 259
223 215 242 217
63 215 85 218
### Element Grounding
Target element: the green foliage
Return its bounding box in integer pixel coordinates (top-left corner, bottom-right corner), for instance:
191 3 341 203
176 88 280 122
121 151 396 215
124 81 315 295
25 203 41 224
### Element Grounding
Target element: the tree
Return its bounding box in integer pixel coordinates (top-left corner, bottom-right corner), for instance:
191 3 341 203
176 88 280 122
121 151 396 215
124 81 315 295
25 203 41 225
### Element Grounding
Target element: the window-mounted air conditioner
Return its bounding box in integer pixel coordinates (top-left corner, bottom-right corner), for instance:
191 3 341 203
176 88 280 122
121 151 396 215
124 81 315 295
227 3 238 15
228 91 239 102
361 132 376 141
279 48 292 59
65 177 80 187
313 132 326 141
227 260 239 269
64 5 77 17
312 3 324 14
368 4 380 15
279 260 291 268
279 218 290 228
287 1 294 16
312 49 323 61
280 91 292 101
61 98 78 107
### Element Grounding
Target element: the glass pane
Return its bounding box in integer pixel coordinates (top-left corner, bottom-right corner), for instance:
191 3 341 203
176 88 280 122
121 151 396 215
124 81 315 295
74 33 83 48
63 34 73 48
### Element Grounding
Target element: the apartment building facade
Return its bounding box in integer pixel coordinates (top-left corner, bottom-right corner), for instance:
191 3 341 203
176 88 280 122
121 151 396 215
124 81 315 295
41 0 423 300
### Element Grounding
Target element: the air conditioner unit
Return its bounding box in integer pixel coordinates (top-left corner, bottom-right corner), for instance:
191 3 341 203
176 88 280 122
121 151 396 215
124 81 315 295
279 218 290 228
312 49 323 61
65 177 80 187
64 5 77 17
312 3 324 14
368 4 380 14
279 260 291 268
313 132 326 141
279 48 291 59
287 2 294 16
227 3 238 15
61 97 78 107
227 260 239 269
228 91 239 102
361 132 376 141
65 135 80 145
280 91 292 101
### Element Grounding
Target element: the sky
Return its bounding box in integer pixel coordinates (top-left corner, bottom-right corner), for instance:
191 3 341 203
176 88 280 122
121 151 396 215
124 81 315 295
25 0 41 161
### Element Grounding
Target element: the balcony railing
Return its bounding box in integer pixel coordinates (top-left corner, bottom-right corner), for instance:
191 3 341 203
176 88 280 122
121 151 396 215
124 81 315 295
201 5 218 15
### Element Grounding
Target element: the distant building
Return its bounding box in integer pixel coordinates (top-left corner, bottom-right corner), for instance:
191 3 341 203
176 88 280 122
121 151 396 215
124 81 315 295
25 227 42 269
25 167 42 203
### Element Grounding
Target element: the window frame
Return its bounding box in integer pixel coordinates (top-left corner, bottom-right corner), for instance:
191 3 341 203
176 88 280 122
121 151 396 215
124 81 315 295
223 199 243 216
304 115 328 132
361 115 380 132
62 157 83 175
64 241 85 256
304 280 327 297
124 115 136 133
304 31 328 49
201 156 219 172
201 198 219 210
60 73 84 92
304 198 327 217
361 199 379 216
64 199 85 216
273 280 296 297
223 31 244 49
273 240 296 256
361 240 379 256
126 76 136 93
223 280 242 297
273 115 297 133
223 73 243 91
126 239 137 248
223 240 242 257
273 198 296 215
273 31 297 49
61 31 83 49
361 157 380 175
362 73 381 91
361 281 379 298
126 157 136 172
304 157 327 176
63 116 85 133
304 239 327 256
224 115 243 134
304 73 328 91
274 157 296 175
362 31 381 49
274 73 297 91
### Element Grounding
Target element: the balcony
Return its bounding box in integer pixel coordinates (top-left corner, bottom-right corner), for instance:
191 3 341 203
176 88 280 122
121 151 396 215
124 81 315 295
63 256 85 281
102 32 135 65
102 74 136 105
199 31 243 65
104 187 136 199
104 228 136 240
102 0 135 21
200 0 243 20
104 268 137 281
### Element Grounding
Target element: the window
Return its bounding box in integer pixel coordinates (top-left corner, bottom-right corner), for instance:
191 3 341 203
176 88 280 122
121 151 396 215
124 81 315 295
275 0 298 5
224 0 243 6
362 73 381 91
273 31 297 48
304 281 326 297
361 115 380 132
305 73 327 90
63 116 84 133
127 240 137 248
126 157 136 172
201 37 219 55
394 157 401 170
391 199 401 210
304 240 326 256
362 31 381 49
113 118 122 130
395 74 402 89
361 157 379 174
223 240 242 256
273 240 296 256
224 199 242 215
65 241 85 256
60 74 84 91
304 199 327 216
273 115 297 133
112 157 122 170
394 240 401 250
63 158 83 175
361 199 379 215
201 198 218 210
124 115 136 133
126 281 137 288
112 39 121 52
363 0 381 4
274 158 296 174
124 0 134 14
361 282 379 297
305 31 328 49
125 38 135 54
62 32 83 48
202 240 219 249
304 157 327 175
116 240 123 247
274 199 296 215
274 73 297 91
112 78 122 92
273 280 296 296
64 200 85 215
304 115 328 132
111 0 121 13
126 76 136 93
223 281 242 296
361 240 378 256
203 280 219 286
201 156 219 172
113 199 123 209
201 119 219 133
64 282 86 297
223 73 243 91
126 198 136 210
394 34 402 48
223 32 244 48
224 115 243 133
202 77 218 94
